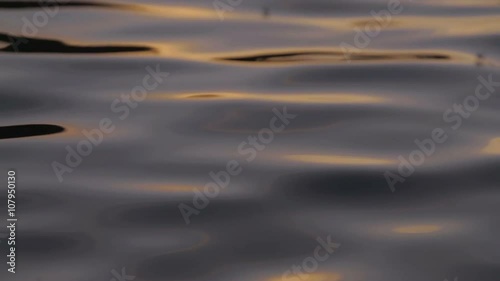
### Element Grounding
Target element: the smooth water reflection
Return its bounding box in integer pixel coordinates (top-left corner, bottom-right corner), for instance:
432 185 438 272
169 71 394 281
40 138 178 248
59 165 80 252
0 0 499 281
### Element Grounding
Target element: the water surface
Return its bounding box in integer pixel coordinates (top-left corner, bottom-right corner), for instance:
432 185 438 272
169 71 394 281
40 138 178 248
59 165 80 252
1 0 500 281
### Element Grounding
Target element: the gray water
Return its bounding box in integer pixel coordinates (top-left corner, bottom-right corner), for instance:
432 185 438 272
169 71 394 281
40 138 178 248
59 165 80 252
1 0 500 281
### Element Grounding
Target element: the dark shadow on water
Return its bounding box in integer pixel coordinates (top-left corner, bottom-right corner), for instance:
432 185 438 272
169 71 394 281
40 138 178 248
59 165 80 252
0 124 65 139
218 51 450 63
0 33 152 54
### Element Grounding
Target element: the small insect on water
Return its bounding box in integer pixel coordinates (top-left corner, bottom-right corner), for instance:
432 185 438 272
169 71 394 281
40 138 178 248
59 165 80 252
476 52 484 67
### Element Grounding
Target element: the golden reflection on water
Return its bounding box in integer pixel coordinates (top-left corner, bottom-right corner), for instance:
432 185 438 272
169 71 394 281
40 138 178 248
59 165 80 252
400 16 500 36
116 0 500 42
135 183 196 193
117 1 500 41
481 137 500 155
48 122 130 141
259 13 500 37
156 92 385 105
302 15 500 36
267 273 342 281
285 154 395 166
139 4 217 20
369 221 464 238
323 14 493 38
38 123 86 140
392 224 442 234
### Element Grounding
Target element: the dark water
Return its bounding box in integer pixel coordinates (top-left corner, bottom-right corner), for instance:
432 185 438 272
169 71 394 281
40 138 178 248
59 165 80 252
1 0 500 281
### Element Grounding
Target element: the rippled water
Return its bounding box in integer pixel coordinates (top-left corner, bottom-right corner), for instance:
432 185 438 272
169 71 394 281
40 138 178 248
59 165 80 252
1 0 500 280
